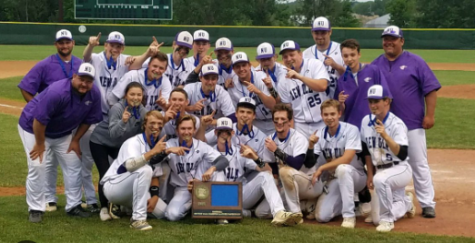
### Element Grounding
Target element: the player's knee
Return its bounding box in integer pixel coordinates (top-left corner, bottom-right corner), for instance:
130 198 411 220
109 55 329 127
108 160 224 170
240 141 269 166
335 164 350 178
279 166 295 189
255 208 272 219
165 207 183 222
372 174 385 190
138 165 153 179
315 208 332 223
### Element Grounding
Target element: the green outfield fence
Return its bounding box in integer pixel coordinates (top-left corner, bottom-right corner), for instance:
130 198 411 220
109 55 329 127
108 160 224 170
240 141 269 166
1 22 475 49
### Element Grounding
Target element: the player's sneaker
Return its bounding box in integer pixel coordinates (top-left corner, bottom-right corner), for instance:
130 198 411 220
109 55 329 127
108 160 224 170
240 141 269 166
216 219 229 225
364 214 373 223
108 203 121 219
405 192 416 218
130 220 152 231
67 205 91 218
100 207 112 221
45 202 57 212
271 210 302 226
422 207 436 218
242 209 252 218
341 217 356 229
376 221 394 232
29 210 43 223
81 200 87 209
87 203 100 213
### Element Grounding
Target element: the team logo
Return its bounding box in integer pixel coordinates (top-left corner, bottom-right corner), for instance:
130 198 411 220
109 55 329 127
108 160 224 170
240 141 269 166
85 101 92 106
236 54 243 59
183 36 190 42
84 66 92 72
369 88 377 94
255 139 259 142
364 77 372 82
219 40 227 46
194 184 209 200
260 47 267 53
198 32 205 37
317 21 325 26
61 31 68 36
400 65 407 70
207 65 215 71
283 42 290 48
114 34 121 40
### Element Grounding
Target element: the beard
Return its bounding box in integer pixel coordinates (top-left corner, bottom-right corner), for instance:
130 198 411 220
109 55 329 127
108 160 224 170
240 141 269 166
58 49 72 57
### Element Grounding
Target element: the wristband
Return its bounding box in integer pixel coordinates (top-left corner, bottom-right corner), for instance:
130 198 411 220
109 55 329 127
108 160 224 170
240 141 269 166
274 148 287 164
253 157 265 168
269 87 278 99
149 186 159 197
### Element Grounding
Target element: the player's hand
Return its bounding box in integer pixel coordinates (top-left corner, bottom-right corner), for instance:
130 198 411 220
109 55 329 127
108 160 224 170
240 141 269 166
243 81 262 95
155 97 168 110
188 98 207 112
29 143 46 163
284 67 300 79
240 144 258 160
202 166 216 181
125 56 136 66
311 168 323 185
147 196 159 213
164 104 178 122
148 36 164 56
122 106 132 123
166 147 190 156
88 32 101 47
338 90 349 104
152 135 167 154
187 179 199 193
422 115 435 129
224 78 234 89
67 139 82 159
366 175 374 190
308 130 319 148
322 54 336 67
262 70 273 89
374 119 387 138
200 110 216 126
265 138 278 153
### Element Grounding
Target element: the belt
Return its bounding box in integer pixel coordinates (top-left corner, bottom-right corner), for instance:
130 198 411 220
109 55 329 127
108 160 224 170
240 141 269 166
376 161 402 170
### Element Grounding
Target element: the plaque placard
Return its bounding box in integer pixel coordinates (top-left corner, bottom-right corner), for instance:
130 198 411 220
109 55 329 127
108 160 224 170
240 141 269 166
192 181 243 219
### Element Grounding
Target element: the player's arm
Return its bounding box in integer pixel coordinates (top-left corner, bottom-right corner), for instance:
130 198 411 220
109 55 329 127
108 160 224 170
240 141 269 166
83 33 102 62
21 90 35 103
424 90 437 129
298 75 328 92
185 70 201 84
361 142 375 189
32 119 46 147
118 137 168 174
332 63 345 76
72 124 91 143
318 150 356 173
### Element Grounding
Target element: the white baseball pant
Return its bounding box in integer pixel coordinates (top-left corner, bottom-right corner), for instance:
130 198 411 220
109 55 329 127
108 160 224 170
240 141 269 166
242 171 285 217
44 148 58 204
407 129 435 208
279 166 324 214
79 124 97 205
18 125 83 212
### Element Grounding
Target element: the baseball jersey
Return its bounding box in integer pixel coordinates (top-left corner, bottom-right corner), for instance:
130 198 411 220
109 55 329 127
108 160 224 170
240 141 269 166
262 128 310 173
205 123 267 158
217 63 235 87
89 52 131 117
216 145 257 182
303 41 344 98
100 133 164 184
184 82 235 121
334 64 391 129
278 58 330 123
166 138 222 187
159 112 201 141
313 122 364 172
18 54 82 95
360 112 409 166
111 68 172 111
186 55 201 68
19 78 102 139
142 54 193 88
372 51 441 130
228 70 273 121
255 62 287 89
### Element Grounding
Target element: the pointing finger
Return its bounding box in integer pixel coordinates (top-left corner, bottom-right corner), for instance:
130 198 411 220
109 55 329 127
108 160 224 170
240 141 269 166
159 135 167 142
96 32 102 39
152 36 157 43
198 98 207 104
157 42 164 48
210 110 216 117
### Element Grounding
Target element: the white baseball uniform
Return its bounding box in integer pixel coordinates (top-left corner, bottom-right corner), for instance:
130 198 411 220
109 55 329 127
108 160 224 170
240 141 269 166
159 112 201 141
142 54 193 88
227 70 274 135
217 63 235 87
263 128 324 214
303 41 345 99
255 62 287 89
360 112 413 224
101 133 169 220
164 138 224 221
110 68 172 111
312 122 367 222
278 58 330 137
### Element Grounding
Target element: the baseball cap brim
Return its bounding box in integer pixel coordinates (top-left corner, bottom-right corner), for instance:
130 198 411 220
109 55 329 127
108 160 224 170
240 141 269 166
200 71 219 77
312 27 330 31
232 59 249 65
106 40 125 45
194 38 209 42
366 95 385 100
381 33 402 38
279 48 299 54
176 41 192 49
215 47 233 51
237 102 256 111
77 72 94 79
56 37 73 42
256 53 275 59
216 126 233 130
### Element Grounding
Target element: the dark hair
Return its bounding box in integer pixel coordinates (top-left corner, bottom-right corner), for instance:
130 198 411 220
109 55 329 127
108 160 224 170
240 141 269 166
320 99 341 113
272 103 293 121
340 39 360 53
149 52 168 66
124 82 144 97
236 103 256 114
170 87 188 100
176 114 196 129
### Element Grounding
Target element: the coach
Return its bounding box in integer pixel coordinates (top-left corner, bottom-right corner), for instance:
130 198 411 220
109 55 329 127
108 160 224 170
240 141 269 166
372 26 441 218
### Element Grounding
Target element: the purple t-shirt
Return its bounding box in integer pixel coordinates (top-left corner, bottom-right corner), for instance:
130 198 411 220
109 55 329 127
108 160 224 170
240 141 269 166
372 51 441 130
18 54 82 95
334 64 392 129
19 78 102 139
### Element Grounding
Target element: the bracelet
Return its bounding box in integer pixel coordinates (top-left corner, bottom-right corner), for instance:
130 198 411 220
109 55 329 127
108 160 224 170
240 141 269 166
149 186 159 197
253 157 266 168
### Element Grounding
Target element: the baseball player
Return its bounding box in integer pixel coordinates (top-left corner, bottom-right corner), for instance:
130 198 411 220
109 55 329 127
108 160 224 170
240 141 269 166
361 84 416 232
304 99 366 228
186 30 211 67
226 52 276 135
278 40 330 138
18 63 102 223
303 16 345 99
262 104 324 224
372 26 441 218
150 115 229 221
212 117 302 226
101 111 169 230
184 63 236 131
108 52 172 111
255 42 286 95
214 37 235 86
17 29 82 212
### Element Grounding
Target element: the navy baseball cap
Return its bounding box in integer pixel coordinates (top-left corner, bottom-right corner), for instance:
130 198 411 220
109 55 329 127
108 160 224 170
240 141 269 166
367 84 391 99
381 25 403 38
279 40 300 54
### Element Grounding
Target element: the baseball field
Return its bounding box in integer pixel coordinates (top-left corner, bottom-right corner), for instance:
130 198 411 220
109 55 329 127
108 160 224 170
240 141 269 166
0 45 474 242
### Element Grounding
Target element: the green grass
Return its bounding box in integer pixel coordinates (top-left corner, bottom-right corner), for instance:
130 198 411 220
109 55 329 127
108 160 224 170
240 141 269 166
0 45 474 63
433 71 475 86
0 76 24 101
0 196 472 243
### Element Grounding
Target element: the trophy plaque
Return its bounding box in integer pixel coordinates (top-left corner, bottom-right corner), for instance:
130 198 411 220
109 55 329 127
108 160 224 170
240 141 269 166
192 181 243 219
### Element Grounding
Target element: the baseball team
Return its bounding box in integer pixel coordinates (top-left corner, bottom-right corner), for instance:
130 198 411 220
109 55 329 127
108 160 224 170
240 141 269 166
17 16 441 233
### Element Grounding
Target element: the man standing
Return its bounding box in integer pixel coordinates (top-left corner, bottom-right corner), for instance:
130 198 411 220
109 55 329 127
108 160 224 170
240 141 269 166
18 63 102 223
187 30 211 67
255 42 286 100
303 16 345 99
372 26 440 218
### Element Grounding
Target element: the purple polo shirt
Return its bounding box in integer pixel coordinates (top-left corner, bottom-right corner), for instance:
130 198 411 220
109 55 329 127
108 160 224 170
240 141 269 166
334 64 392 129
18 54 82 95
19 78 102 139
372 51 441 130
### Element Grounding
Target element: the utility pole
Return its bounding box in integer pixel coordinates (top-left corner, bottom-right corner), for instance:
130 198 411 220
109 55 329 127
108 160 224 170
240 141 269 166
58 0 64 22
25 0 29 22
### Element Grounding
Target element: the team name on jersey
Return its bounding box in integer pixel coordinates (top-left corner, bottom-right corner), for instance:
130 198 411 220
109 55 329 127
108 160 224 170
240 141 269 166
143 94 159 110
100 76 118 88
364 136 389 150
176 162 195 174
166 74 184 87
289 83 322 108
193 104 214 117
225 167 240 181
323 147 344 160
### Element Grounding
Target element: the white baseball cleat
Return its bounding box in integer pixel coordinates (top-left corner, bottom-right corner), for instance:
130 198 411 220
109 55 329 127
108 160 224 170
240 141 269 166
216 219 229 225
405 192 416 218
242 209 252 218
100 207 112 221
376 221 394 232
130 220 152 231
271 210 303 226
45 202 57 212
364 214 373 223
341 217 356 229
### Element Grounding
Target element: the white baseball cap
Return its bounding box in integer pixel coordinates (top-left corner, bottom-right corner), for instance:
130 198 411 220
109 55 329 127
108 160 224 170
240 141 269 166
215 37 233 51
237 97 257 110
106 31 125 45
216 117 233 130
256 42 275 59
381 25 403 38
312 16 331 31
175 31 193 48
200 63 219 76
77 63 95 79
193 30 210 42
367 84 391 99
279 40 300 54
231 52 249 65
55 29 73 41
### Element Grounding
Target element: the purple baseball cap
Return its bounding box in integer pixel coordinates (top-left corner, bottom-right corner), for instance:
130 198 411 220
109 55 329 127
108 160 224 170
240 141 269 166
175 31 193 49
279 40 300 54
381 25 403 38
